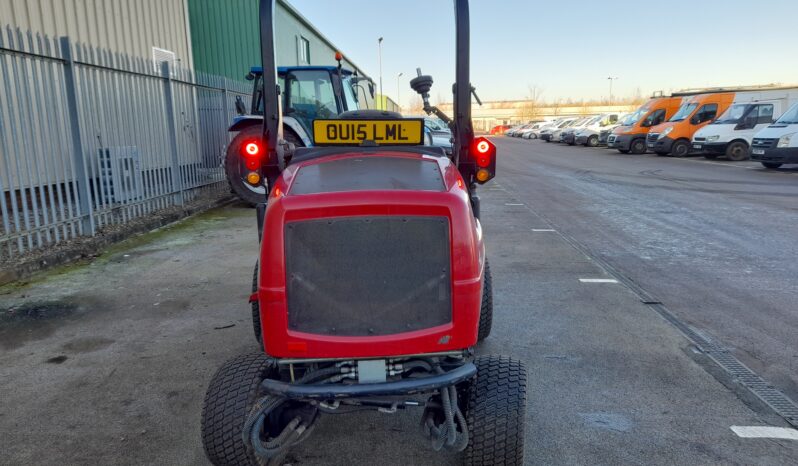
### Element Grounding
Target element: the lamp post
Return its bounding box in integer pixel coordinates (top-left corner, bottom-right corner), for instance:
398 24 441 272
607 76 618 104
396 72 403 111
378 37 384 110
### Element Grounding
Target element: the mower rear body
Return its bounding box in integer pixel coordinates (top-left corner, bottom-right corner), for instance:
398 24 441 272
257 148 485 359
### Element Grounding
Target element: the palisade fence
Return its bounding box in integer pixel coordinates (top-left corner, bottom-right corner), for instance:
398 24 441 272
0 26 252 262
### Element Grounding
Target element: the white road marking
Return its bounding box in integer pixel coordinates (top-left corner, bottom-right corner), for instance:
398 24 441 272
505 203 524 206
731 426 798 440
579 278 618 283
532 229 556 232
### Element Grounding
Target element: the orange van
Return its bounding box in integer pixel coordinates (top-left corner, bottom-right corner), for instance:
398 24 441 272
607 96 683 154
646 92 735 156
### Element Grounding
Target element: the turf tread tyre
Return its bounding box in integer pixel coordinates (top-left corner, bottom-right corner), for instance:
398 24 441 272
477 261 493 342
465 355 527 466
201 352 276 466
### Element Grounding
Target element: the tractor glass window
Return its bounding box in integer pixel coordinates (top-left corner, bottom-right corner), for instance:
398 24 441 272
341 76 359 111
669 102 698 122
287 70 337 120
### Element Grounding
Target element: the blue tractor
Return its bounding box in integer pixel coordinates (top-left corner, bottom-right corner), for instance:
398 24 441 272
226 64 376 204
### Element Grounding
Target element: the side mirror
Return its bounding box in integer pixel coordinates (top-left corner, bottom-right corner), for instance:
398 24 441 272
368 81 375 97
641 119 652 128
690 116 700 125
235 96 247 115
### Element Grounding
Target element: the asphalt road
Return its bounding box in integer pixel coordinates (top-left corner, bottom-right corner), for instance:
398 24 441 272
494 136 798 403
1 144 797 465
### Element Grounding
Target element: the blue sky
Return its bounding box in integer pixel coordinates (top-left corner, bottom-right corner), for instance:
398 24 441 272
287 0 798 106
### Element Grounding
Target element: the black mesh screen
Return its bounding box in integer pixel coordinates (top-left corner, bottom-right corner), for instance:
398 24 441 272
284 216 451 336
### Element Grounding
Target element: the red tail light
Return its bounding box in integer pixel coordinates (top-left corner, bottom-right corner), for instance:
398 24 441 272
471 137 496 183
244 141 260 156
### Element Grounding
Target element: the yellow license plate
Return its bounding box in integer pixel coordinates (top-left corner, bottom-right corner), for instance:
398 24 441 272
312 119 424 146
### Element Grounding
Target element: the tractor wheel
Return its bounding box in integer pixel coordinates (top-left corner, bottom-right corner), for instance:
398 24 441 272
201 352 278 466
226 126 304 206
477 260 493 342
671 140 691 158
251 262 262 348
464 356 527 466
630 138 647 154
762 162 782 169
725 141 749 161
587 135 599 147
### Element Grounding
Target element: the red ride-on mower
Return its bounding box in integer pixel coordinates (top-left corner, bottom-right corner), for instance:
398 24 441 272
200 1 527 464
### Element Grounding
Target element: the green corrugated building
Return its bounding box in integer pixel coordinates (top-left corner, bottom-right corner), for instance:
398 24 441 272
188 0 368 84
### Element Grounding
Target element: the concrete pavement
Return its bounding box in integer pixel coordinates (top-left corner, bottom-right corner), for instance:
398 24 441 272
1 146 797 464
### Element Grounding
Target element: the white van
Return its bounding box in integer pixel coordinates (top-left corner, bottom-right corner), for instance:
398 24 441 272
750 101 798 169
691 88 798 160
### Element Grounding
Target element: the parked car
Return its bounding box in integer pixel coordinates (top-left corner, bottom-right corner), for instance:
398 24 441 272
507 124 530 137
519 122 549 139
540 118 577 142
691 88 798 160
608 96 683 154
574 113 625 146
422 117 453 152
750 100 798 169
647 92 736 156
560 117 594 144
489 124 513 135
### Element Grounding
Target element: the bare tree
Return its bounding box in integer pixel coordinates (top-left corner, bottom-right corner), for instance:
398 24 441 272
515 84 543 122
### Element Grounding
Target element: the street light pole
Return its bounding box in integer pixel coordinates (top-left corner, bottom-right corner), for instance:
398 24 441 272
607 76 618 104
378 37 384 110
397 72 403 112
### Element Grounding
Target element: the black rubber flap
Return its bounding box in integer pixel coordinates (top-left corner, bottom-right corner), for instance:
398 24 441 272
285 216 452 336
290 157 444 195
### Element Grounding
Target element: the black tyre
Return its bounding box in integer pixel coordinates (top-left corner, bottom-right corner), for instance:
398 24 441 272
762 162 782 169
671 139 691 157
618 149 630 154
725 141 749 161
587 135 599 147
201 352 278 466
225 126 304 206
252 262 262 347
630 138 647 154
477 260 493 342
464 356 527 466
703 154 717 160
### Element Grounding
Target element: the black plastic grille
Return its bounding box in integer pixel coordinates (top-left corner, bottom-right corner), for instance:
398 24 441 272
284 216 452 336
647 133 659 143
752 138 777 149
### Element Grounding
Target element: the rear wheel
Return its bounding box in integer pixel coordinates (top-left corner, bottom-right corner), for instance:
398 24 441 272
762 162 782 169
477 261 493 342
725 141 749 161
630 138 647 154
464 356 527 466
671 139 691 157
201 353 278 466
226 126 304 206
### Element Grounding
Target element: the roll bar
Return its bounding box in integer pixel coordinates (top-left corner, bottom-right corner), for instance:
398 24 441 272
258 0 283 190
257 0 475 187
